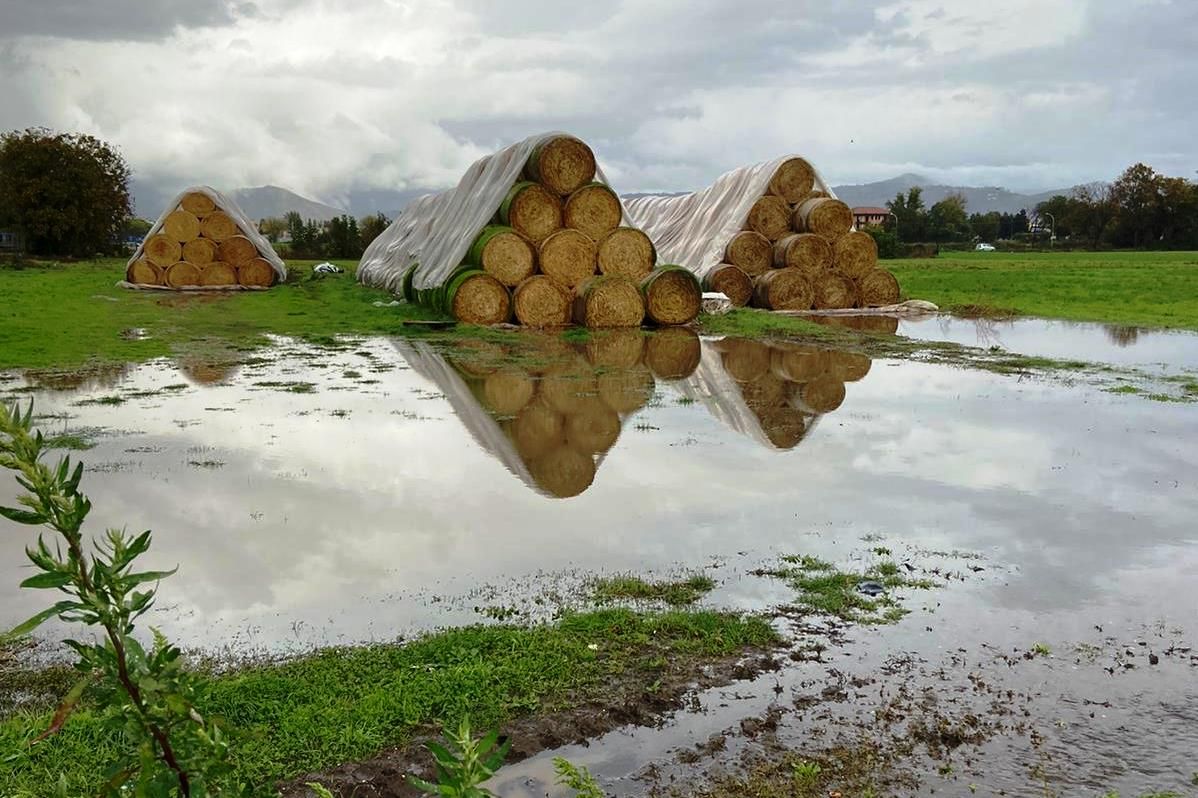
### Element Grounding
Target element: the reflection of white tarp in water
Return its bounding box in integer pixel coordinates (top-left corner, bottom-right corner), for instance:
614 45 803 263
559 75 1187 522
622 157 836 280
677 338 821 451
359 132 626 295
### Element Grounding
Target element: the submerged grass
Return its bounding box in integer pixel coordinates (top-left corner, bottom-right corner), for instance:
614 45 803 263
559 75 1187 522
0 608 776 795
888 250 1198 330
592 573 717 606
762 554 935 624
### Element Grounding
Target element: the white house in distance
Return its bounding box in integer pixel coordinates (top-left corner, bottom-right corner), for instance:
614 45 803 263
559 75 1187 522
852 207 889 228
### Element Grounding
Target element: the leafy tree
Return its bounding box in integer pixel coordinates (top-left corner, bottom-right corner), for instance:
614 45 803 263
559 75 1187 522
1070 182 1117 248
258 217 287 243
1033 194 1079 240
862 225 899 258
1109 162 1163 247
927 193 969 242
886 187 927 241
359 212 391 251
968 211 1001 242
326 215 363 259
121 217 153 240
0 128 132 257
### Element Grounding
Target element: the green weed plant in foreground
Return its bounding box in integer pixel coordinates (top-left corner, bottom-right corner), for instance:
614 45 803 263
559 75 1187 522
408 717 511 797
0 400 240 796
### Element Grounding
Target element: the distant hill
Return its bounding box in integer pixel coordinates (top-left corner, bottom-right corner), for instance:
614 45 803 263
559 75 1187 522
830 173 1068 215
226 186 347 222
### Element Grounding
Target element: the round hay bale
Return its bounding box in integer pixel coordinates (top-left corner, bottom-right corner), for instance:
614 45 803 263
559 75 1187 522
143 234 181 268
597 364 655 414
724 231 772 276
447 270 512 325
756 407 811 449
812 273 858 310
565 404 621 454
703 264 752 307
740 372 786 410
856 269 901 307
200 262 237 286
564 183 622 240
596 227 655 280
824 350 872 382
793 198 853 240
539 229 597 289
467 226 536 287
182 237 217 265
165 261 202 288
200 210 240 242
773 233 833 275
751 268 813 310
480 368 535 416
572 275 645 328
500 182 563 244
513 275 572 327
585 328 646 369
803 190 829 201
180 192 216 217
832 231 879 278
162 210 201 243
238 258 276 287
218 235 258 267
789 377 846 415
745 196 791 241
719 339 772 382
540 359 599 415
524 135 597 195
640 267 701 326
510 400 565 460
644 327 701 379
127 258 163 286
767 157 816 203
528 445 596 499
770 345 828 382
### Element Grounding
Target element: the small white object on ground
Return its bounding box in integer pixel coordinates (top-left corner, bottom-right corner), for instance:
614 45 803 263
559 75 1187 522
313 262 344 274
701 292 734 315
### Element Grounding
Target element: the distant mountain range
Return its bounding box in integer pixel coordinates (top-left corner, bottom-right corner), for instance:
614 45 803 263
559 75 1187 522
132 174 1074 222
829 173 1069 215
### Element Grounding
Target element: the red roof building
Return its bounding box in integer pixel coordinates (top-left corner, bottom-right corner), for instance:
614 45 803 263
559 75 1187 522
853 207 890 228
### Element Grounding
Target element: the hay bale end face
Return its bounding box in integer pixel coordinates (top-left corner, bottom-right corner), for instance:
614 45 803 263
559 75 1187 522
200 262 237 286
539 229 598 289
773 233 833 275
219 235 258 267
143 234 181 268
162 210 201 243
596 227 655 280
165 261 202 288
794 197 853 240
513 274 572 327
812 273 858 310
500 182 563 244
238 258 275 287
704 264 753 307
856 269 901 307
745 196 792 241
525 135 597 196
832 230 879 278
751 268 813 311
641 267 702 326
447 270 512 325
180 192 216 217
127 259 162 286
468 226 536 287
767 157 816 204
200 210 240 242
572 275 645 328
724 230 773 276
564 183 622 241
182 237 217 266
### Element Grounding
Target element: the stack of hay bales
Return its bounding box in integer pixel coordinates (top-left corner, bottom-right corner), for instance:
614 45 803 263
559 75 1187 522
360 133 701 329
392 327 700 498
679 337 872 450
624 157 901 312
125 187 285 289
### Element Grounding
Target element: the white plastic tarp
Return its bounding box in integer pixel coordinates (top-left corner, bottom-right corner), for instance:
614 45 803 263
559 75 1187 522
359 132 626 295
124 185 286 279
622 157 837 280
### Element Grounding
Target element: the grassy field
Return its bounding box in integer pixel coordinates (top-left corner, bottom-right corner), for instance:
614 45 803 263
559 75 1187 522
890 250 1198 330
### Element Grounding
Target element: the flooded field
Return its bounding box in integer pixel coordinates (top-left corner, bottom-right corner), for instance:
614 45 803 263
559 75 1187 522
2 325 1197 795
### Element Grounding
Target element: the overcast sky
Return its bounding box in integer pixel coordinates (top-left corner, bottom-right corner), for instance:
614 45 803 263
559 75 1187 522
2 0 1194 210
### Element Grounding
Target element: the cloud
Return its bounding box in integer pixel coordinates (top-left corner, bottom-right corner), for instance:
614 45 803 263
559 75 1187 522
0 0 1194 211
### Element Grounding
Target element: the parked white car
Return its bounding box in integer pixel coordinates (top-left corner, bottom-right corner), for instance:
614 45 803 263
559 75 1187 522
975 243 996 251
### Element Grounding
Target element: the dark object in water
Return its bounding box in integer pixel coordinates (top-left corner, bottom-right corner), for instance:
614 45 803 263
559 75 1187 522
856 580 886 597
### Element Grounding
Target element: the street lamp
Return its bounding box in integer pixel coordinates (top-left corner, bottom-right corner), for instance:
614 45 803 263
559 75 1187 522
887 211 899 240
1040 211 1056 248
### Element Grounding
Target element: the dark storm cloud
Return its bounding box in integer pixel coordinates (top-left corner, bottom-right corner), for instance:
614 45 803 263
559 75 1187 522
0 0 253 41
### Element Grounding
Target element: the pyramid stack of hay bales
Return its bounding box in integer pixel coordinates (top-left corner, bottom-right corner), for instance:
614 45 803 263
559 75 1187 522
360 133 700 329
623 156 902 313
394 327 699 499
125 187 285 290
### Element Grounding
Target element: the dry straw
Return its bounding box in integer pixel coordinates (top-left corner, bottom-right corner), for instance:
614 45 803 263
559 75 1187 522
793 197 853 239
856 269 901 307
812 273 858 310
500 182 563 244
448 271 512 325
524 135 597 196
539 229 598 289
773 233 833 275
572 275 645 328
165 261 202 288
703 264 753 307
238 258 276 287
199 210 239 242
564 183 623 240
596 227 655 280
832 230 879 278
469 226 536 287
513 275 572 327
200 262 237 286
767 157 816 204
745 196 792 241
751 268 813 310
724 230 773 276
127 259 162 286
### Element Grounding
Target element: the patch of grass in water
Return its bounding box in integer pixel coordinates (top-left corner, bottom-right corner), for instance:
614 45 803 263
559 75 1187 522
72 394 125 406
592 574 717 606
253 380 317 394
762 554 935 624
1105 384 1143 395
44 432 98 451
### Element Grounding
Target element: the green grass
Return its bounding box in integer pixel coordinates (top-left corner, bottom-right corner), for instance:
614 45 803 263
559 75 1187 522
0 609 775 796
0 259 435 371
762 554 935 624
591 573 717 606
889 250 1198 330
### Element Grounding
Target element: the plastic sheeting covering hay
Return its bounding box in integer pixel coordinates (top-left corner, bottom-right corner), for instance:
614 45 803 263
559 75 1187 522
124 185 285 290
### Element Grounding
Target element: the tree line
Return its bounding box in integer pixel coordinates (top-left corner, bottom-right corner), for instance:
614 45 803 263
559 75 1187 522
876 163 1198 250
257 211 391 260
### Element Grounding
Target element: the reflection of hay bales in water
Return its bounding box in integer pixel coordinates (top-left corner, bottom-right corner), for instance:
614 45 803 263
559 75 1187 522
585 328 646 369
448 339 507 377
565 401 621 454
23 363 132 392
1105 326 1142 347
479 368 535 416
770 345 827 382
788 377 846 414
528 446 596 498
509 400 565 460
717 338 772 382
597 364 654 414
810 315 900 335
740 371 786 410
179 359 239 385
757 407 811 450
539 359 599 415
645 327 701 379
824 350 872 382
